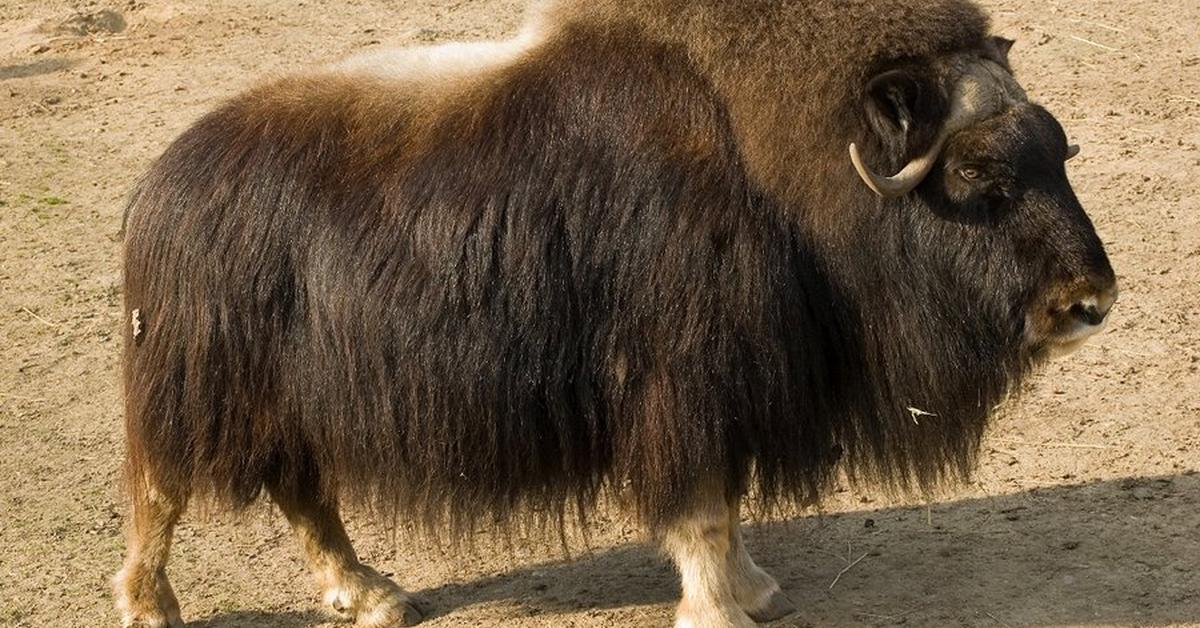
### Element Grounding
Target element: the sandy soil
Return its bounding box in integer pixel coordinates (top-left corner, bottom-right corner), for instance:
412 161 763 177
1 0 1198 626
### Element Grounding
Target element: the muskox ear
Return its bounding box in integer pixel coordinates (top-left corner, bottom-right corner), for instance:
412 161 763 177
982 36 1016 69
863 68 941 157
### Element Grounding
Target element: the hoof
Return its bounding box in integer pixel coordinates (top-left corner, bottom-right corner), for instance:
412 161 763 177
358 596 424 627
120 617 184 628
323 566 425 627
113 567 184 628
745 589 797 623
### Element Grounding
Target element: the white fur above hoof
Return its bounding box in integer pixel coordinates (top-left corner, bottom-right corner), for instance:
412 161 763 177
675 602 756 628
114 567 184 628
117 610 184 628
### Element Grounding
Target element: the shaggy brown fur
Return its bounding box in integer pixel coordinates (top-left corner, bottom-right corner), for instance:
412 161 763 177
121 0 1010 534
117 0 1115 625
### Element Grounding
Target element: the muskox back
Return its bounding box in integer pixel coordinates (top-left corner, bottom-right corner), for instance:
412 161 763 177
122 25 838 534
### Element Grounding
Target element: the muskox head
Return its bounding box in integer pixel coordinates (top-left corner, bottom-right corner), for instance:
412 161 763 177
847 38 1117 364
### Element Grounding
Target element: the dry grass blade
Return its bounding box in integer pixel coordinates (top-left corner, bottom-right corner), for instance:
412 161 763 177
829 551 870 590
1068 34 1120 52
20 307 60 327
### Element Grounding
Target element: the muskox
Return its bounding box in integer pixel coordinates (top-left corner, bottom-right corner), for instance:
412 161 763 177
114 0 1117 626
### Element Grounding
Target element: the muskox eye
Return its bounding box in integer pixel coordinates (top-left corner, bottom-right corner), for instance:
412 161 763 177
958 167 981 181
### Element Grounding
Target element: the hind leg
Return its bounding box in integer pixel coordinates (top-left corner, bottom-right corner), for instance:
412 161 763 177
268 484 423 627
727 501 795 622
113 472 186 628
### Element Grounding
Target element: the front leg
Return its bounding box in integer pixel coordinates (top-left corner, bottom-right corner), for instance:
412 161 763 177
727 502 796 622
661 497 755 628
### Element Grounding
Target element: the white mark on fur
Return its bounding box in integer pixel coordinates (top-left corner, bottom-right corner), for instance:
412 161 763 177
323 586 352 613
131 308 143 339
907 407 937 425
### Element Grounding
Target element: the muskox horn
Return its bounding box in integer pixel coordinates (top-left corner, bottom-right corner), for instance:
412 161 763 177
849 120 966 198
1066 144 1080 160
850 59 1024 198
848 139 945 198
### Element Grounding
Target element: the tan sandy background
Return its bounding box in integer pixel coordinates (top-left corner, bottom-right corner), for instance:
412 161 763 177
1 0 1198 626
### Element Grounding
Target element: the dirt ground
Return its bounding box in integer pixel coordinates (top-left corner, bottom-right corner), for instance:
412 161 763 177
1 0 1198 626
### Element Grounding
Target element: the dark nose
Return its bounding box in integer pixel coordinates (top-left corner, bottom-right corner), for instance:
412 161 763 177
1068 284 1118 327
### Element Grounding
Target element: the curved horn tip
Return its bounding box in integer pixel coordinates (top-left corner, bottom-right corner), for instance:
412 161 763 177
1066 144 1081 160
849 143 886 197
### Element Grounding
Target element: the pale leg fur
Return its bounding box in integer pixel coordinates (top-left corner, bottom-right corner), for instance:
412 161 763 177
662 495 797 628
663 499 755 628
113 480 186 628
270 487 423 627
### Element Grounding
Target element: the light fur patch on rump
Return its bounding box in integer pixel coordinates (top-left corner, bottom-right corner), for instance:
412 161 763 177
330 27 543 88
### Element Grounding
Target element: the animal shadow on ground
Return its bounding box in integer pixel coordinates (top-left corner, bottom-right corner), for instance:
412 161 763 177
0 57 75 80
200 473 1199 626
419 473 1200 626
188 610 328 627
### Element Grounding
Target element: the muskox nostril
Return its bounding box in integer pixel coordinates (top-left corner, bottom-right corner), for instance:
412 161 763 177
1069 301 1106 326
